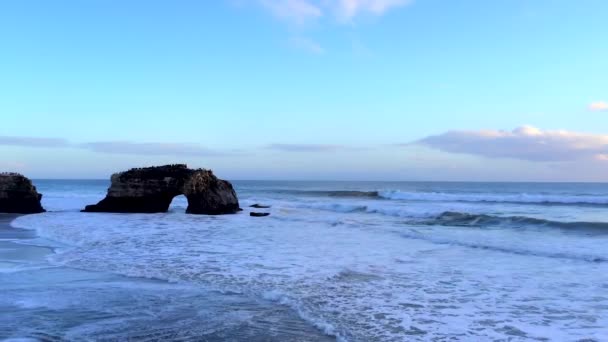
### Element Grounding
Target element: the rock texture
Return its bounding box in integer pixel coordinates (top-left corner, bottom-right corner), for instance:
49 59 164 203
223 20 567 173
0 173 45 214
82 164 239 215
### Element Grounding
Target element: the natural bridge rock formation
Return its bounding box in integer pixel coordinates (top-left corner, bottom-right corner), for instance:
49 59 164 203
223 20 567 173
0 173 45 214
82 164 240 215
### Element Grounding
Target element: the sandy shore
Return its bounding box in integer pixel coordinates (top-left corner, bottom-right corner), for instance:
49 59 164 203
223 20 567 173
0 214 23 235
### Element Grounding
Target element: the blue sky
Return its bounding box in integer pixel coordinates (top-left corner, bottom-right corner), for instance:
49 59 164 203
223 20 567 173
1 0 607 180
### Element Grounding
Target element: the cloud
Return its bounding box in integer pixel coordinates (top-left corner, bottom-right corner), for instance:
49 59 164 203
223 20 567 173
260 0 322 24
289 36 325 54
336 0 412 19
589 101 608 112
0 136 69 147
0 136 357 156
267 143 346 152
414 125 608 162
81 141 223 157
0 136 227 157
257 0 411 24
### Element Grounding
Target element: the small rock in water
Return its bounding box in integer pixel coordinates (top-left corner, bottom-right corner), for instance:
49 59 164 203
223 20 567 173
250 204 271 209
250 212 270 217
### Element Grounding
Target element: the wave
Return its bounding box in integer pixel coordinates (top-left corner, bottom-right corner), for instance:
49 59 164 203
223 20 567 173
293 202 608 233
288 201 430 218
419 211 608 232
9 206 608 338
378 190 608 206
264 188 608 206
397 230 608 263
269 190 380 198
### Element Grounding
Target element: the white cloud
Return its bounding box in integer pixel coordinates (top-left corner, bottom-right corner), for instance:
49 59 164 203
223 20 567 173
252 0 412 55
414 125 608 162
259 0 322 24
589 101 608 112
336 0 412 19
257 0 411 24
289 36 325 54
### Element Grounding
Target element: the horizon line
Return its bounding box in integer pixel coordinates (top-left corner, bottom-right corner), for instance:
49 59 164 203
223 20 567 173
28 178 608 184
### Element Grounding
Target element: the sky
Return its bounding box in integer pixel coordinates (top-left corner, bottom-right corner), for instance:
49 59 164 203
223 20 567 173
0 0 607 181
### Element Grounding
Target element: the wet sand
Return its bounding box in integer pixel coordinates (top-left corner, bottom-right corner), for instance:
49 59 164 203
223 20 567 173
0 214 54 272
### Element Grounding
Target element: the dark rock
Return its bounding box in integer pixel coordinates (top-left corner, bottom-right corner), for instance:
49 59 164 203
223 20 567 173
83 164 239 215
184 170 240 215
250 204 271 209
250 212 270 217
0 173 45 214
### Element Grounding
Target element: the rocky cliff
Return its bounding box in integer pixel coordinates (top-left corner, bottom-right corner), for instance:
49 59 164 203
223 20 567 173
0 173 45 214
82 164 240 215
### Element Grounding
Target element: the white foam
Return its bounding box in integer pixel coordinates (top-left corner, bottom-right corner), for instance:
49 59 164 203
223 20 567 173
11 203 608 341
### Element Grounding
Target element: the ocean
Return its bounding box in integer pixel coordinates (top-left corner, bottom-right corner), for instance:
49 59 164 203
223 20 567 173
2 180 608 341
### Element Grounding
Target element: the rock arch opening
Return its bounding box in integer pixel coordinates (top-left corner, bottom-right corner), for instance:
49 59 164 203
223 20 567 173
169 194 188 212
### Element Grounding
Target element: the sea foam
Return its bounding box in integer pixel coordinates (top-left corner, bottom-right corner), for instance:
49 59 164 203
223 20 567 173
7 180 608 340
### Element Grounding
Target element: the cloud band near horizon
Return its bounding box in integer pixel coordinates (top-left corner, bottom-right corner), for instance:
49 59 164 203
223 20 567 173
0 136 223 157
414 125 608 162
0 136 353 156
5 125 608 165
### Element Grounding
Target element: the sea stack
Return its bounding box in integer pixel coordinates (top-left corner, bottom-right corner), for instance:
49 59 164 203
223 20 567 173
0 173 45 214
82 164 240 215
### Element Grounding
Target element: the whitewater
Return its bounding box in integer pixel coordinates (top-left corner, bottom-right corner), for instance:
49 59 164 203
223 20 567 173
2 180 608 341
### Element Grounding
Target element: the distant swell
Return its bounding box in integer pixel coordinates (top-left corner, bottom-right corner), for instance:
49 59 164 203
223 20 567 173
271 189 608 206
378 190 608 206
319 191 379 198
274 190 380 198
420 211 608 231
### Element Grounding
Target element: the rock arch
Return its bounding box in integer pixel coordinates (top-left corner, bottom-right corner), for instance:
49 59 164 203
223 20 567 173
83 164 239 215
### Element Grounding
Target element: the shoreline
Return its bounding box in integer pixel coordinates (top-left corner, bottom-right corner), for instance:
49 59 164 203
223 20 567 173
0 214 54 272
0 213 22 231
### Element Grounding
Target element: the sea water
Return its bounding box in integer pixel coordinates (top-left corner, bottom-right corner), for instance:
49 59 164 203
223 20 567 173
2 180 608 341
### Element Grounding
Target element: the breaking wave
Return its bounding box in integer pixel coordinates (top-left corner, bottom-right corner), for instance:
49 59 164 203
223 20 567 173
293 202 608 233
419 211 608 232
